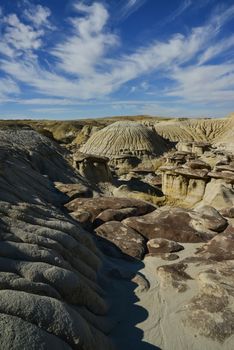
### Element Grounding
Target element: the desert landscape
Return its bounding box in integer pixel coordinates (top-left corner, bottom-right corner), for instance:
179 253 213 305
0 0 234 349
0 113 233 349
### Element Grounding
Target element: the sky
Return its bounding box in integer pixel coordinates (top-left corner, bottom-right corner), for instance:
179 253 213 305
0 0 234 119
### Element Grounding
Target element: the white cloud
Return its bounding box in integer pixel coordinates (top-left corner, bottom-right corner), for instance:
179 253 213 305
167 64 234 103
159 0 192 26
52 2 118 77
118 0 147 20
20 98 77 106
24 4 51 28
198 35 234 64
3 14 44 52
0 1 233 111
0 77 20 101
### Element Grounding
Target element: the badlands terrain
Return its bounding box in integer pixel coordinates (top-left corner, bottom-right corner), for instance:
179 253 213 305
0 113 233 350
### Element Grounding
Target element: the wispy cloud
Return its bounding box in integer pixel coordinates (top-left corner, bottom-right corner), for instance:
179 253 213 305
0 77 20 101
0 1 234 113
52 2 118 77
167 64 234 103
160 0 192 25
118 0 147 20
23 3 52 28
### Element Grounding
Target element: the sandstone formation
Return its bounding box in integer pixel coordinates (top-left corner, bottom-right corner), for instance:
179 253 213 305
160 142 234 209
0 116 233 350
54 182 93 200
80 121 171 166
177 141 211 155
147 238 184 254
72 124 102 147
73 152 112 184
65 197 155 225
196 225 234 261
95 221 146 260
0 128 115 350
154 116 230 143
123 206 227 242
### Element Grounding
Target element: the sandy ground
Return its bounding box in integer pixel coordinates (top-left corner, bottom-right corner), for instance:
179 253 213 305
106 243 234 350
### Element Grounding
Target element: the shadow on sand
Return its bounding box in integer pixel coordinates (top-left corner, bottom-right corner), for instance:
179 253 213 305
104 257 161 350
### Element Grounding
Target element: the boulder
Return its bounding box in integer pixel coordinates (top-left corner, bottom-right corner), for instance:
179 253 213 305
147 238 184 254
186 160 211 170
196 225 234 261
55 182 93 200
183 262 234 342
157 262 192 292
197 179 234 210
123 207 227 243
65 197 155 223
94 207 138 226
220 207 234 218
191 205 227 232
95 221 146 260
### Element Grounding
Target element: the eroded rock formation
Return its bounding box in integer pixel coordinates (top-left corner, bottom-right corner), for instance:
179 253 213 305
80 122 171 171
0 128 115 350
160 143 234 209
73 152 112 184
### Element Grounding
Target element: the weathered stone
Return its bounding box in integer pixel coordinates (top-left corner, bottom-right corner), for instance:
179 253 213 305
198 179 234 210
220 207 234 218
157 262 192 292
123 207 223 243
196 225 234 261
55 182 93 200
191 205 227 232
186 160 211 170
80 121 171 161
0 128 115 350
131 273 150 293
94 207 138 226
65 197 155 222
95 221 146 260
183 262 234 342
160 253 180 261
73 152 112 183
147 238 184 254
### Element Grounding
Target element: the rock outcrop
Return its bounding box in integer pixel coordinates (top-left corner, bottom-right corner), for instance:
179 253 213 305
65 197 155 226
147 238 184 255
160 144 234 209
80 121 171 166
73 152 112 184
0 128 115 350
95 221 146 260
123 206 227 242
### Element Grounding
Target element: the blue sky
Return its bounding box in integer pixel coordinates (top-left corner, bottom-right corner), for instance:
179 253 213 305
0 0 234 119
